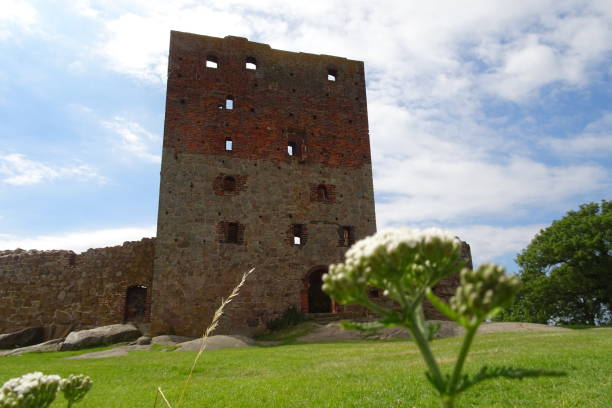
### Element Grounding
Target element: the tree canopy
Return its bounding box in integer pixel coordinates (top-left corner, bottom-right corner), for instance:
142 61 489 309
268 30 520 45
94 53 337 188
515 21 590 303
498 201 611 325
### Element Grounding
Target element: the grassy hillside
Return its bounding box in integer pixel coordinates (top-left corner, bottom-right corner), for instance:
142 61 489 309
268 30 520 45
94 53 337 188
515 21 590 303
0 329 610 407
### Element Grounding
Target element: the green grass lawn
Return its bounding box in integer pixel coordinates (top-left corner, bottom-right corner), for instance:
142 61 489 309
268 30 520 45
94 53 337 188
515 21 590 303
1 329 610 407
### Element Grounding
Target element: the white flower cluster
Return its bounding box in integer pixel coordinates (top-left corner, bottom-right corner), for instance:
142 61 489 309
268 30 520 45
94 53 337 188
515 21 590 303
324 228 464 305
344 228 459 264
450 264 521 326
60 374 93 404
0 372 60 408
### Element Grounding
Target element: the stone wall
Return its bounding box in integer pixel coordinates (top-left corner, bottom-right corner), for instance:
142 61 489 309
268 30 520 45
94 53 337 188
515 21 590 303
0 239 154 337
152 32 378 336
152 152 377 336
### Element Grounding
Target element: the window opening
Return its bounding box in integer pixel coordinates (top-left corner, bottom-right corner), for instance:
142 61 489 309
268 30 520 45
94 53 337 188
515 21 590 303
327 69 337 81
227 222 239 243
225 138 233 151
341 226 355 247
225 96 234 110
222 176 236 192
245 57 257 70
292 224 303 245
206 56 219 69
288 142 297 156
317 184 329 201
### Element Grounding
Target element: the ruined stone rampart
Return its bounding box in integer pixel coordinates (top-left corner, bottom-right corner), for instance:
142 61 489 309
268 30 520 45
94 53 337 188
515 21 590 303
0 239 154 337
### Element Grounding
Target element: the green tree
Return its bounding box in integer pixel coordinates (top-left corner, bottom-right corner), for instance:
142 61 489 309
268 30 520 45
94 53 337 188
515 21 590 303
499 201 612 325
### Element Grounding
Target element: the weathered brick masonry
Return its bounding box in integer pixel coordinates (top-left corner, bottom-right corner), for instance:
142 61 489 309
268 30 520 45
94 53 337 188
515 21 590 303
0 239 154 336
151 32 377 336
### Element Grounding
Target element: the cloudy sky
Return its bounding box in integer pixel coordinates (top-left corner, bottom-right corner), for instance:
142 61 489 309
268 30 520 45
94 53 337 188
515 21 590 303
1 0 611 271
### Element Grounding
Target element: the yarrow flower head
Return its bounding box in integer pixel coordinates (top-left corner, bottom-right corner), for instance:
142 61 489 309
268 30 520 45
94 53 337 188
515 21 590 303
59 375 93 405
0 372 60 408
323 228 465 305
450 264 521 327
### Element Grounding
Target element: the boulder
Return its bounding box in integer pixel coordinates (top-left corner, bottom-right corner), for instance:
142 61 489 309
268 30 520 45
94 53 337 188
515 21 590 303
1 338 64 356
135 336 152 345
60 324 141 351
151 335 194 345
0 327 45 349
66 344 151 359
176 335 254 351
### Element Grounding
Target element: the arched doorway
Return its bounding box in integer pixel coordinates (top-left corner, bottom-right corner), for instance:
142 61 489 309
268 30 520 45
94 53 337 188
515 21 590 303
306 267 332 313
124 285 147 322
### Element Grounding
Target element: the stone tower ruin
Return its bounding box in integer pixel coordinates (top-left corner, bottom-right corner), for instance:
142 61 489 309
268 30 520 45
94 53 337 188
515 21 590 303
0 31 469 340
150 32 377 336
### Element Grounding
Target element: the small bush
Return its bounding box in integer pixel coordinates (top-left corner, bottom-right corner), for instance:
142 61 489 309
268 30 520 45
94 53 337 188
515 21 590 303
267 306 308 331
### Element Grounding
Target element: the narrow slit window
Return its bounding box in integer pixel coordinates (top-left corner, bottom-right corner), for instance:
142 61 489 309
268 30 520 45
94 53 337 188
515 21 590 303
227 222 239 243
225 96 234 110
317 184 329 201
225 138 233 151
245 57 257 70
206 56 219 69
292 224 303 246
341 226 355 247
327 69 337 82
288 142 297 156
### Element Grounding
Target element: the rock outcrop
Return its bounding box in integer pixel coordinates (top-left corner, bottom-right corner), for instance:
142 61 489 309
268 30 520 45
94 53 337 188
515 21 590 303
60 324 141 351
0 327 45 349
176 335 254 351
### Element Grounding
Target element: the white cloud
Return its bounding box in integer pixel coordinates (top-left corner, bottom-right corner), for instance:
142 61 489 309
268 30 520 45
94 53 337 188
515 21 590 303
102 116 161 163
451 224 545 266
89 1 612 100
0 226 156 252
72 0 100 18
544 112 612 156
0 153 106 186
370 100 609 226
98 4 249 83
0 0 38 41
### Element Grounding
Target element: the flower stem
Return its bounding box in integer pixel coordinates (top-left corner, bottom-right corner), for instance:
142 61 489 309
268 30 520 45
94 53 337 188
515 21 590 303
441 397 454 408
446 325 478 396
407 312 444 387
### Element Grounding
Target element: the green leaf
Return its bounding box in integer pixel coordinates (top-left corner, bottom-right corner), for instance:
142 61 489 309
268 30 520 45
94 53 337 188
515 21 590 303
425 371 448 395
425 288 462 325
457 365 566 393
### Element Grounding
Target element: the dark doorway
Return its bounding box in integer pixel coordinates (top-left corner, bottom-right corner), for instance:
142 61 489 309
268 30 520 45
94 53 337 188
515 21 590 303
307 268 332 313
124 285 147 322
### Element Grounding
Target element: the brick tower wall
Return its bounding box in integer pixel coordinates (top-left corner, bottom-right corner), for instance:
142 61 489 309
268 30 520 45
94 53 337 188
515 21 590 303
151 32 377 336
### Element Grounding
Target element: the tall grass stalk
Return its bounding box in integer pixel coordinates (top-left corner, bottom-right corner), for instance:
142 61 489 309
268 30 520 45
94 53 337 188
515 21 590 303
155 268 254 408
156 387 172 408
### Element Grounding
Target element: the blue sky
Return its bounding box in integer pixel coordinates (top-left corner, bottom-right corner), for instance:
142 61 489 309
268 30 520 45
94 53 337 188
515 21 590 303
1 0 611 272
